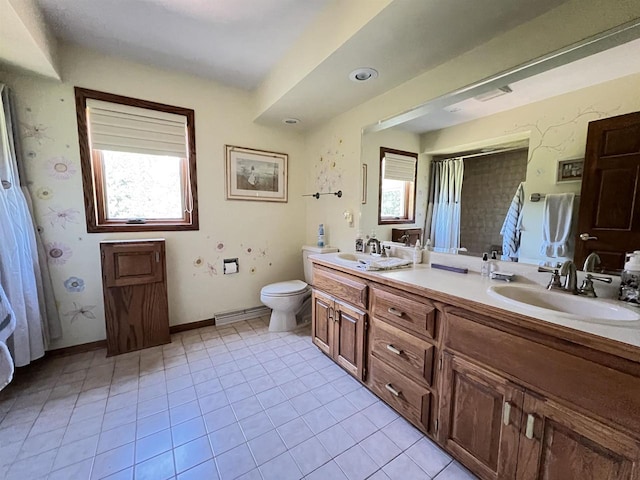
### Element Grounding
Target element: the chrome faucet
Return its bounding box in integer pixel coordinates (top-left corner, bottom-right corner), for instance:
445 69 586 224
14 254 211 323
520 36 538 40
560 260 578 294
583 252 601 272
367 237 381 255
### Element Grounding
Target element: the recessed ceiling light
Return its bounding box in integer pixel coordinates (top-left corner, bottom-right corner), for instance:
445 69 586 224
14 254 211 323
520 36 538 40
282 118 300 125
349 68 378 82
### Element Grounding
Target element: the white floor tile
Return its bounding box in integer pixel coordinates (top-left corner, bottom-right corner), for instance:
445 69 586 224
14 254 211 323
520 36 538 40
248 429 287 465
208 422 246 455
216 443 257 480
334 444 377 480
259 451 302 480
383 453 430 480
289 436 331 475
173 436 213 473
135 428 173 463
134 450 175 480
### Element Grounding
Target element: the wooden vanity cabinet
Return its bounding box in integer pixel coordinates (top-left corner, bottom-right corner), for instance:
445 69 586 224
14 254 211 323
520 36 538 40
440 307 640 480
312 266 367 380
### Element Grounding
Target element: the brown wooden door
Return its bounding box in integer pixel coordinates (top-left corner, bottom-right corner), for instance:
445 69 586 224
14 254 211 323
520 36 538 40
516 394 640 480
311 290 333 356
439 353 523 480
576 111 640 271
333 300 366 380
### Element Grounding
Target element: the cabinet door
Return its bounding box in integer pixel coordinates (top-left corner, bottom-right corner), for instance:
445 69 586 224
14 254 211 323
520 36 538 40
439 353 523 480
516 394 640 480
334 300 366 380
311 290 333 356
102 242 164 287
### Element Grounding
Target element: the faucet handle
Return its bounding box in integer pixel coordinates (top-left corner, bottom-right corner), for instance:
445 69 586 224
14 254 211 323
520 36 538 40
578 274 612 298
585 273 612 284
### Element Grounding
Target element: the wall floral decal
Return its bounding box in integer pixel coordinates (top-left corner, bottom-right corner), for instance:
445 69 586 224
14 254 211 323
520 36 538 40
64 303 96 323
215 241 225 252
315 136 346 193
64 277 85 293
46 242 72 265
206 263 217 276
36 187 54 200
193 256 204 267
44 206 80 229
46 156 77 180
22 122 51 144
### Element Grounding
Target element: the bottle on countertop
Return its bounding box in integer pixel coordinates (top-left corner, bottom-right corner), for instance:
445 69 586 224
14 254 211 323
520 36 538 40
481 252 490 277
413 239 422 265
620 250 640 305
317 224 325 248
355 231 364 252
490 250 499 273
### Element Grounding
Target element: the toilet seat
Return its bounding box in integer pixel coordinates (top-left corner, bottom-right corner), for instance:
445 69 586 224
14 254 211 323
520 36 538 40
261 280 308 297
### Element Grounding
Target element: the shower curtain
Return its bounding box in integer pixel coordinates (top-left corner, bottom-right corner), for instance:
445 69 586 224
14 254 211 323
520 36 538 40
425 158 464 252
0 84 61 366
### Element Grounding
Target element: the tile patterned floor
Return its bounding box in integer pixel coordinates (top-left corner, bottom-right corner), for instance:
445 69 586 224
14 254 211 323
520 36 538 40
0 317 478 480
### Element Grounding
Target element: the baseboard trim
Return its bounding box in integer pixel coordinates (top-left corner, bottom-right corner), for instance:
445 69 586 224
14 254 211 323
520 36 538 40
169 318 216 334
47 318 217 357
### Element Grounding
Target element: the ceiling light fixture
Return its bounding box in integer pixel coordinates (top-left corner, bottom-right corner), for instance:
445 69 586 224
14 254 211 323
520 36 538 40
282 118 300 125
473 85 513 102
349 68 378 82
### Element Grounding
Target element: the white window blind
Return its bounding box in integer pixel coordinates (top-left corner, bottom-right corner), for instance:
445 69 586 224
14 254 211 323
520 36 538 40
383 153 416 182
87 99 187 157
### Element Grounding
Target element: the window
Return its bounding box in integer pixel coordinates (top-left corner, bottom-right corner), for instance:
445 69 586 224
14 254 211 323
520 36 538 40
378 147 417 224
75 88 198 232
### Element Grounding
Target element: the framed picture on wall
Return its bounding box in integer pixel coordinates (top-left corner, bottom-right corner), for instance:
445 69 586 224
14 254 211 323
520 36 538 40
556 158 584 183
225 145 288 202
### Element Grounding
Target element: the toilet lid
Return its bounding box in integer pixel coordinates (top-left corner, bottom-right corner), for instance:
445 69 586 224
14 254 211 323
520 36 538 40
262 280 308 296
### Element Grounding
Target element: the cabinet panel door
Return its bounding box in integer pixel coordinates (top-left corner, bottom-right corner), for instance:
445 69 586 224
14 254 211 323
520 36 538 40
439 353 523 480
311 290 333 356
516 395 640 480
334 300 366 380
102 242 164 287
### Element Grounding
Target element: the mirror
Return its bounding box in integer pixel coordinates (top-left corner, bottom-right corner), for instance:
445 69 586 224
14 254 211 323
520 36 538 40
360 33 640 267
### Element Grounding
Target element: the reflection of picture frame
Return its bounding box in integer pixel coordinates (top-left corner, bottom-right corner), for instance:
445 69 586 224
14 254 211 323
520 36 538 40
556 158 584 183
225 145 288 202
361 164 368 204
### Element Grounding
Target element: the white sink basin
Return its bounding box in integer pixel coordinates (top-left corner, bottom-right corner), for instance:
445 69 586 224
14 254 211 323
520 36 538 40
488 285 640 323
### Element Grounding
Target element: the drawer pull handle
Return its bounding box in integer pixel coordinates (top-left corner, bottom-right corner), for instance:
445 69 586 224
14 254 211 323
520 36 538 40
503 401 512 426
386 344 402 355
387 307 404 317
525 414 535 439
385 383 401 397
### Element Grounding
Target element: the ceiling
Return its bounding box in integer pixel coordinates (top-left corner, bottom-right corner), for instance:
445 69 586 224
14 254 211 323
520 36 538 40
398 37 640 134
3 0 574 128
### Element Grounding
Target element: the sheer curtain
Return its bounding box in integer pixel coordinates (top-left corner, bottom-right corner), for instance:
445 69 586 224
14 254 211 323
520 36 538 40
0 84 61 366
426 158 464 252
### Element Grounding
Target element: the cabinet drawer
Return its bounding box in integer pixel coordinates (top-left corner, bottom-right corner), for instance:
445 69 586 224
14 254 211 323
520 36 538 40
313 266 367 309
369 356 431 433
370 317 434 387
371 286 435 339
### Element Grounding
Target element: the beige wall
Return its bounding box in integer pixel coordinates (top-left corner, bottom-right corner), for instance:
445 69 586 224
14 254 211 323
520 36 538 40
1 44 307 349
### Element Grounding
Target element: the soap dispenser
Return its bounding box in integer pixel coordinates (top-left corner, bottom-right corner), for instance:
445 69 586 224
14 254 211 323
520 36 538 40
413 239 422 265
481 252 490 277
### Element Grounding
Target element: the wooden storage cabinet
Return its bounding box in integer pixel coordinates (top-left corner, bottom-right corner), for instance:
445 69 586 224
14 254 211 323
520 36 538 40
101 239 170 356
312 270 367 381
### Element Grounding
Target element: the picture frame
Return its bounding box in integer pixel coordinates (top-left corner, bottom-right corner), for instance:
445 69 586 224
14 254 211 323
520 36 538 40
361 163 368 204
225 145 288 202
556 158 584 183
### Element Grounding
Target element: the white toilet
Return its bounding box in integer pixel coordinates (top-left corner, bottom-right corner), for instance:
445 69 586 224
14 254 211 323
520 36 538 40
260 245 338 332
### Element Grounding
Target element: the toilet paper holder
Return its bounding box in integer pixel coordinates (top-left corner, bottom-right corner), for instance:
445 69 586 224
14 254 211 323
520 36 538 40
224 258 239 274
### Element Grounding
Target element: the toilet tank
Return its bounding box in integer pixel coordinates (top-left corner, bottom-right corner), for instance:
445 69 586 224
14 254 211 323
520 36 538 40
302 245 339 284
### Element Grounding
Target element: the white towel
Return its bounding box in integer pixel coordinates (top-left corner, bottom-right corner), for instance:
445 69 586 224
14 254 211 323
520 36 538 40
357 258 413 271
540 193 575 258
500 182 525 261
0 342 14 391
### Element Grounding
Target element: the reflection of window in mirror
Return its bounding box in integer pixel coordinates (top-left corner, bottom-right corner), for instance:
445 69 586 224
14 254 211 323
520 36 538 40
378 147 417 225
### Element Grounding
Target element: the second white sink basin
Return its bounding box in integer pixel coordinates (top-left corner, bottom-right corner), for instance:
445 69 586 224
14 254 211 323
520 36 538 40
488 285 640 323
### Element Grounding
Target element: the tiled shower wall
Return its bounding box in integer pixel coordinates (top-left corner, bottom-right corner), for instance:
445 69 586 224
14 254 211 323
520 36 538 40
460 149 527 257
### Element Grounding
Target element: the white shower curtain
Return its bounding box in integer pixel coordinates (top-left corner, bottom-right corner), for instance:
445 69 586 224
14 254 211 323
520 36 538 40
0 84 61 366
430 158 464 252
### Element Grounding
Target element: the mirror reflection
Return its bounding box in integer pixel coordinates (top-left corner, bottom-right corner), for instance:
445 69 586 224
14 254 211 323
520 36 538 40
360 36 640 268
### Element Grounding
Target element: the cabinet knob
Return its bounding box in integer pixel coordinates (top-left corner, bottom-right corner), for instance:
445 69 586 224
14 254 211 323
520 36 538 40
503 401 512 426
386 344 402 355
384 383 401 397
387 307 404 318
525 414 536 439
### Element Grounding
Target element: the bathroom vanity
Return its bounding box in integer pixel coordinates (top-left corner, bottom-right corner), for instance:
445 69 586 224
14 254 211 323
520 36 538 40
310 256 640 480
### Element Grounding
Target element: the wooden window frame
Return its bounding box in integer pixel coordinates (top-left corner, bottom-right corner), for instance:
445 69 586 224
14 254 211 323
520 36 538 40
378 147 417 225
74 87 199 233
